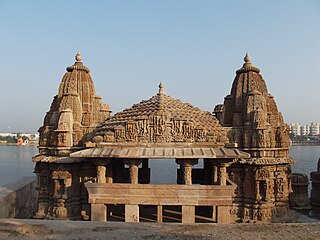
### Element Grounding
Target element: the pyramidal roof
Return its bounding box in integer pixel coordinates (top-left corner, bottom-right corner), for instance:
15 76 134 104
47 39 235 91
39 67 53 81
94 83 227 145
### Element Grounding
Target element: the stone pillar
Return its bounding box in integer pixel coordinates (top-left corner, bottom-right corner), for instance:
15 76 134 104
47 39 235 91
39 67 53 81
91 204 106 221
94 159 114 184
34 164 50 219
213 164 218 184
182 206 195 223
157 205 163 223
219 163 228 186
125 205 139 222
96 165 106 183
124 159 142 184
217 206 230 223
176 159 198 185
290 173 311 209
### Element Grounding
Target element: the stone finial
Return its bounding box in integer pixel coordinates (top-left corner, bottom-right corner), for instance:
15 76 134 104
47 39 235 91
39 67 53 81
236 52 260 74
75 52 82 62
158 82 165 94
244 52 252 64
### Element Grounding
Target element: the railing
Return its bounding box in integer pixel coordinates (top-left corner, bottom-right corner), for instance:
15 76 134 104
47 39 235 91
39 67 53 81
85 180 236 223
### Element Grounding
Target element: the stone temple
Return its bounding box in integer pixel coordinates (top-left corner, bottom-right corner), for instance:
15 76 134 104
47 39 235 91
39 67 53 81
33 52 294 223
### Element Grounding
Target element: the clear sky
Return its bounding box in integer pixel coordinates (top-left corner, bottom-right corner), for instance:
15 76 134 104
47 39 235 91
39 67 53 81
0 0 319 132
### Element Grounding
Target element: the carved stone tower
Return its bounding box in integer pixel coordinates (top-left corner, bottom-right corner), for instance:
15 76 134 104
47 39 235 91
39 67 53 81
34 53 111 219
215 53 294 222
38 52 111 155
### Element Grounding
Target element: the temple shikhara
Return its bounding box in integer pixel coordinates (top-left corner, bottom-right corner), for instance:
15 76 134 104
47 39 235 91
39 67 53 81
33 52 294 223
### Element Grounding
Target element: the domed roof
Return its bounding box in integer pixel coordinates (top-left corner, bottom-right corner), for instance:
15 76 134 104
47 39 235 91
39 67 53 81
94 83 228 146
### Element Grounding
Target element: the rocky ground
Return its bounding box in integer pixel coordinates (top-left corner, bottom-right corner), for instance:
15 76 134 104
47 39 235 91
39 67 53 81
1 209 320 240
1 218 320 240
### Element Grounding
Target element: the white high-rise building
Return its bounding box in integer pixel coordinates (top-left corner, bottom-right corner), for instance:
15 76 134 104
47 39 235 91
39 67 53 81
300 125 310 136
290 123 301 136
310 122 320 136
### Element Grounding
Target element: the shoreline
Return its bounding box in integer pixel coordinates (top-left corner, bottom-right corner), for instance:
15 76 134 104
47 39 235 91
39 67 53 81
0 143 38 146
291 142 320 146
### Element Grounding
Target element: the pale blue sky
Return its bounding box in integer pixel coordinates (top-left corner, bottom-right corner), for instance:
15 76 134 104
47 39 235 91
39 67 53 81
0 0 319 132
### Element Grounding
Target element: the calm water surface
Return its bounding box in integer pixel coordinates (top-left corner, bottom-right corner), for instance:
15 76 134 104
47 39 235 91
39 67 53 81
0 145 319 186
0 145 38 186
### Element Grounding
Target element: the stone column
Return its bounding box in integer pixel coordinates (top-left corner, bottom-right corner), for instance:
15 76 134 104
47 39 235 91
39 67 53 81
219 163 227 186
176 159 198 185
34 164 50 219
217 160 235 186
182 206 195 223
91 204 107 222
96 165 106 183
157 205 163 223
213 164 219 184
124 159 142 184
125 205 139 222
94 159 114 184
217 205 230 223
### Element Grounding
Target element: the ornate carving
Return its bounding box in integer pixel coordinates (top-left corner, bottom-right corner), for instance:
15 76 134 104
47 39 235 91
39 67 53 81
114 126 126 142
256 168 269 180
38 53 111 155
126 120 137 142
92 82 227 145
194 126 206 142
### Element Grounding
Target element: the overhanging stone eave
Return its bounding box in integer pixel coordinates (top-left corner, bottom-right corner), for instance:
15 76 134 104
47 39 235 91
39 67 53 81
70 146 250 159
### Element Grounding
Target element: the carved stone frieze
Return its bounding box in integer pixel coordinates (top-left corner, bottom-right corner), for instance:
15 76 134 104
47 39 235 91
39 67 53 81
94 83 227 146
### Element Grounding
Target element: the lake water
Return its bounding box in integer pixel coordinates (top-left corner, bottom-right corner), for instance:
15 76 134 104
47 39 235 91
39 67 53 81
0 145 319 186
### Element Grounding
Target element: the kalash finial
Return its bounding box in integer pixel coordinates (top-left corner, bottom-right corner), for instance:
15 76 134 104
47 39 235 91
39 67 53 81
244 52 252 64
75 51 82 62
242 52 254 68
158 82 165 95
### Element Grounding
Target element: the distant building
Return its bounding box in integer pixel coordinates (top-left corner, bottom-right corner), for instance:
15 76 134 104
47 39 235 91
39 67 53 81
0 132 39 139
289 122 320 136
310 122 320 136
290 123 301 136
301 125 310 136
0 133 17 137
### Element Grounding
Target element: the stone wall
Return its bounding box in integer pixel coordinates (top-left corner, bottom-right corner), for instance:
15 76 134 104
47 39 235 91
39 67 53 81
0 177 38 218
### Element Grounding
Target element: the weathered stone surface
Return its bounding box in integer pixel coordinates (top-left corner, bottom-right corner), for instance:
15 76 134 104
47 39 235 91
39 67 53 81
290 173 311 209
0 177 37 218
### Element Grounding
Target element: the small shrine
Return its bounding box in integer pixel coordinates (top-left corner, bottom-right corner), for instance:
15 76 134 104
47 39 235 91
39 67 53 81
33 52 294 223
